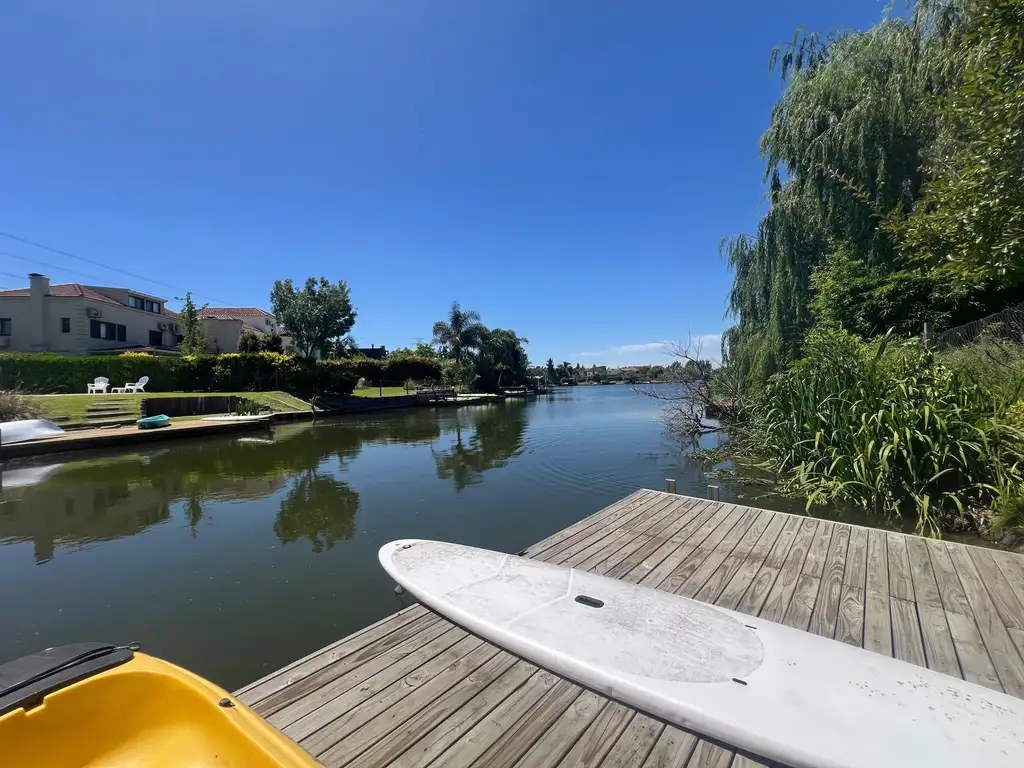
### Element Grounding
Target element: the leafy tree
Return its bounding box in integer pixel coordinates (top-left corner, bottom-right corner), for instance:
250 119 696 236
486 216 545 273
270 277 357 358
177 292 208 356
260 331 284 353
474 329 530 391
238 330 284 354
327 335 359 358
413 342 441 359
237 330 261 353
554 361 576 382
722 5 966 387
682 359 714 380
895 0 1024 286
432 302 486 365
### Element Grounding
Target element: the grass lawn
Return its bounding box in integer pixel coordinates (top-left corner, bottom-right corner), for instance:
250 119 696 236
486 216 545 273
27 391 311 427
350 386 411 398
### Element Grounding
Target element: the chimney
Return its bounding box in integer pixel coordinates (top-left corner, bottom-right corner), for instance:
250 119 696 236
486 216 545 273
28 273 50 350
29 272 50 297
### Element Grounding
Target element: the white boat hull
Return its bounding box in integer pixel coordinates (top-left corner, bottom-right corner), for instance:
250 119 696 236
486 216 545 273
0 419 66 446
379 539 1024 768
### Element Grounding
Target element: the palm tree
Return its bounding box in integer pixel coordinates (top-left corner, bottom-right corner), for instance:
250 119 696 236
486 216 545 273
432 301 486 366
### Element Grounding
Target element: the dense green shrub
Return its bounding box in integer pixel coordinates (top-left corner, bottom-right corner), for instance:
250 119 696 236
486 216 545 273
0 352 359 399
0 353 179 393
237 330 284 354
237 331 262 354
341 354 442 383
744 328 1024 536
940 337 1024 405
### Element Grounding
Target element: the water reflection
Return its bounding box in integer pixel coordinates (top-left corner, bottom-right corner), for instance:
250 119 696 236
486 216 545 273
1 387 843 690
0 410 481 564
275 469 359 553
433 403 528 490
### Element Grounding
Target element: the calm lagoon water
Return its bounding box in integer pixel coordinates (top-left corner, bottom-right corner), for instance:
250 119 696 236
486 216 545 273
0 385 804 689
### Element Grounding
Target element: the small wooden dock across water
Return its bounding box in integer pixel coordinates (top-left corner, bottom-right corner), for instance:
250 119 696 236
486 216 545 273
236 489 1024 767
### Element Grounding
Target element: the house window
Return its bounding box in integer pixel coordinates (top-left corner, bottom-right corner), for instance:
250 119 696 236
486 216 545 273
265 318 272 327
175 333 184 344
90 320 126 341
60 317 71 333
0 318 10 336
128 296 161 313
149 330 163 346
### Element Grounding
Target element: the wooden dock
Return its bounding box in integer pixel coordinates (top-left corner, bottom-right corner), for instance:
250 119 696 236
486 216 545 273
236 489 1024 767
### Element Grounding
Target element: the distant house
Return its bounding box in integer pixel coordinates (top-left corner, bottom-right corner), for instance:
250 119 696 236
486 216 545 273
0 273 182 354
196 307 298 354
196 307 282 354
356 345 387 360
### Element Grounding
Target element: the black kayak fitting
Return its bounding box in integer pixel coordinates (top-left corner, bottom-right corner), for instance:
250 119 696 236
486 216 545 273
0 642 135 717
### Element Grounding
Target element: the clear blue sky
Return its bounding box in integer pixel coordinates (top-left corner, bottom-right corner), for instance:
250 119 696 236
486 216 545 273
1 1 886 366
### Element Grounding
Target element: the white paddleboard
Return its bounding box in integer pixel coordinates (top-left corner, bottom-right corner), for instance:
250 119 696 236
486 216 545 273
379 539 1024 768
201 414 271 423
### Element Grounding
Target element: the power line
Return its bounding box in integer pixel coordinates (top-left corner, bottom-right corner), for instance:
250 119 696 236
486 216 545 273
0 231 238 306
2 250 113 285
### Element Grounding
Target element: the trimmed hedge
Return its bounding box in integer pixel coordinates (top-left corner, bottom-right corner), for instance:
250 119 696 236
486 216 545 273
344 353 444 383
0 352 443 398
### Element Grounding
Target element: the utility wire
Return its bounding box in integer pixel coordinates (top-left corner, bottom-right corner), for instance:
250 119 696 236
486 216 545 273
0 231 239 306
2 250 113 285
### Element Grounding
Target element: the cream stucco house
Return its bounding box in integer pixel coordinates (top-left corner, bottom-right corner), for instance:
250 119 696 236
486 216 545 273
0 274 182 353
0 274 296 355
197 307 299 355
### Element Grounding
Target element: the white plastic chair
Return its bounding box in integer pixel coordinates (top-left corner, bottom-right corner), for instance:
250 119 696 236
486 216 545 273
112 375 149 394
87 377 109 394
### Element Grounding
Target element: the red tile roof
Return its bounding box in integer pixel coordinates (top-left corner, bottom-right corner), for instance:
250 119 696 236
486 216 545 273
198 307 274 319
0 283 124 307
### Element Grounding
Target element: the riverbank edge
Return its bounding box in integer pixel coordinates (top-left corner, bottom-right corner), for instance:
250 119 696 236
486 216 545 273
1 393 500 459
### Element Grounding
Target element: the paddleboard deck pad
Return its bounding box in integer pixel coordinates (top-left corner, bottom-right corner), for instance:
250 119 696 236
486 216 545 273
379 539 1024 768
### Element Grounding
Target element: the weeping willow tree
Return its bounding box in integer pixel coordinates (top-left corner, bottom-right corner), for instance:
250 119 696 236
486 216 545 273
724 1 972 388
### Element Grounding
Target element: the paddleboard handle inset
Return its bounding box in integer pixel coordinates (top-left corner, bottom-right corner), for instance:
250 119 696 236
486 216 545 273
574 595 604 608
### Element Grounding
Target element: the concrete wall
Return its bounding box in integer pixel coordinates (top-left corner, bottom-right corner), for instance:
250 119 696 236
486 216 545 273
141 395 242 417
202 318 244 353
0 296 87 353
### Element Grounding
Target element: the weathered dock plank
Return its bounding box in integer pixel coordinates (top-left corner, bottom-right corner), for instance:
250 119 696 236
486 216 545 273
237 491 1024 767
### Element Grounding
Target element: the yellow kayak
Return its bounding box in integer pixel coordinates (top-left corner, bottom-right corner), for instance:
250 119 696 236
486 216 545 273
0 642 318 767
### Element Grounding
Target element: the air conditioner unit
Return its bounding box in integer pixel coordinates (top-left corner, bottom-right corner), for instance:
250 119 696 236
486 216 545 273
0 338 8 348
86 308 102 318
173 323 182 333
157 322 169 331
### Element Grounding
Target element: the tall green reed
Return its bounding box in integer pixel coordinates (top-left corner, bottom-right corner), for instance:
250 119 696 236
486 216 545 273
745 328 1024 536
